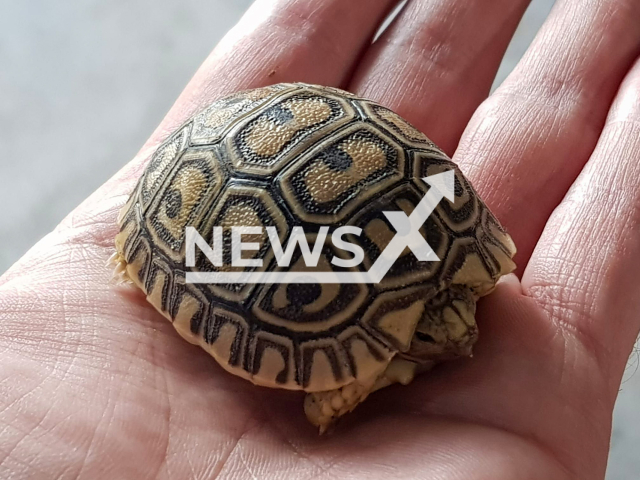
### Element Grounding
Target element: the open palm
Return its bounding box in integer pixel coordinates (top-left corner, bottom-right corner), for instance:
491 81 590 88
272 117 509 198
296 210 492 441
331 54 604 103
3 0 640 478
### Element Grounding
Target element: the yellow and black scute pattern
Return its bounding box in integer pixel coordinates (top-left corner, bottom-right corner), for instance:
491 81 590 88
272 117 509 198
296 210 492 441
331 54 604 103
226 88 356 175
279 123 405 224
115 83 516 394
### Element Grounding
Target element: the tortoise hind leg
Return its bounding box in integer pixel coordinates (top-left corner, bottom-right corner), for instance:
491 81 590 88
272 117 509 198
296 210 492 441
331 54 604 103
107 251 136 285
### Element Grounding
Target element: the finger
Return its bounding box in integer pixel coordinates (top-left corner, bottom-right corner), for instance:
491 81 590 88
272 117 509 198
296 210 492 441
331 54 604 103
145 0 400 150
102 0 399 190
522 56 640 393
454 0 640 270
349 0 532 154
61 0 399 245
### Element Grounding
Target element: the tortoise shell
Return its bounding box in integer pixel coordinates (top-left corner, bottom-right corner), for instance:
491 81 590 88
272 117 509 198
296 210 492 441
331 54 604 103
114 83 516 396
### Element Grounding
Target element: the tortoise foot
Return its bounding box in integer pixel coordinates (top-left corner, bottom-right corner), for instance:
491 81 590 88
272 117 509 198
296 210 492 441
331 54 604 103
107 251 132 285
304 357 419 434
304 378 375 434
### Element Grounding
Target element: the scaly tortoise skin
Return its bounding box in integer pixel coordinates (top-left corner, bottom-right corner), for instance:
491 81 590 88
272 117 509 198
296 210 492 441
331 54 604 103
112 83 516 432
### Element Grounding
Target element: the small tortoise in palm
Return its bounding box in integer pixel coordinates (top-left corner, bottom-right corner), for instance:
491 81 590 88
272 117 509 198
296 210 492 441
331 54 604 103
112 83 516 432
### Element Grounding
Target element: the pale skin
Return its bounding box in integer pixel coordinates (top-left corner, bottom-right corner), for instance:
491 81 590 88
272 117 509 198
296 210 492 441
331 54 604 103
2 0 640 477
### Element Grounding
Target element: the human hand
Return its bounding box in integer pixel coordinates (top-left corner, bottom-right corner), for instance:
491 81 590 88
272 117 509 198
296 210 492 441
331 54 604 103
2 0 640 478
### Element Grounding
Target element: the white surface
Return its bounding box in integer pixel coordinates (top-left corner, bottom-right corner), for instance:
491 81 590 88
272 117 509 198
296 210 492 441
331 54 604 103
0 0 635 477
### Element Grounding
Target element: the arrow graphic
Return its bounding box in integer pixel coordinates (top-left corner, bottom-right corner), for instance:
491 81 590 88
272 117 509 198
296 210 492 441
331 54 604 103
186 170 455 284
366 170 454 283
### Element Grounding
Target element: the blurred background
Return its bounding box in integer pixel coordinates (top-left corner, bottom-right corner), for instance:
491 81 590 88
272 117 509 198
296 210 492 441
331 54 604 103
0 1 637 477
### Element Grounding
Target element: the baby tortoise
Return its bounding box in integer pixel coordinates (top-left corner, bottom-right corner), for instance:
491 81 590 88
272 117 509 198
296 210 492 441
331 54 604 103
111 83 516 432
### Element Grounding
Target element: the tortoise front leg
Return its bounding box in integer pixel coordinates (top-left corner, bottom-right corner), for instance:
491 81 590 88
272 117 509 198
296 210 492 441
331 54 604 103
303 356 421 434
